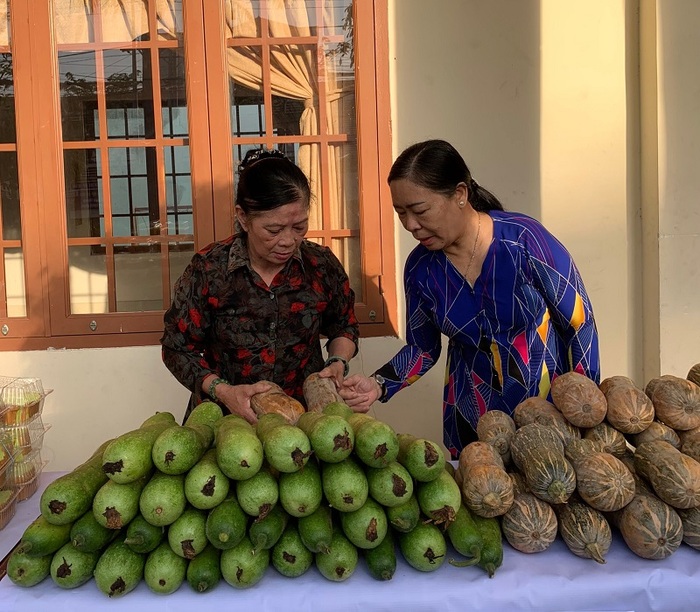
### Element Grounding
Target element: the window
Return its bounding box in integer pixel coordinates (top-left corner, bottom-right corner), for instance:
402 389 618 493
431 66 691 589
0 0 395 350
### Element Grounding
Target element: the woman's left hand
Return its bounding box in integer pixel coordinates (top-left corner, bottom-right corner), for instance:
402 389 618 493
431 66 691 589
318 360 346 389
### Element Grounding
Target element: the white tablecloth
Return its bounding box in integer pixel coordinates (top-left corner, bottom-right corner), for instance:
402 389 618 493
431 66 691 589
1 472 699 612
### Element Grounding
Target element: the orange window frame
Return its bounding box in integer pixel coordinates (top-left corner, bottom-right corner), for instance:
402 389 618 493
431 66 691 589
0 0 396 351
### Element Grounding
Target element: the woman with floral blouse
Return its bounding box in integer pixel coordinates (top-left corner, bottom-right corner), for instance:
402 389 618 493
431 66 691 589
161 149 359 424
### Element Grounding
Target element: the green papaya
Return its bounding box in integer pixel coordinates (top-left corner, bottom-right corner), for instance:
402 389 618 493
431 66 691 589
94 536 146 598
167 506 208 559
186 544 221 593
278 459 323 518
364 529 397 580
40 439 113 525
124 514 165 554
220 535 269 589
271 522 314 578
144 540 188 594
298 505 334 554
315 528 358 582
102 412 177 484
50 542 100 589
184 448 230 510
398 521 446 572
71 508 119 553
18 514 72 557
248 504 289 553
205 495 248 550
446 504 483 566
139 471 186 527
6 548 52 587
92 473 150 529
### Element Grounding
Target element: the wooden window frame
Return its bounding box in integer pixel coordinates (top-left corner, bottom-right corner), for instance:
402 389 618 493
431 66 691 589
0 0 396 351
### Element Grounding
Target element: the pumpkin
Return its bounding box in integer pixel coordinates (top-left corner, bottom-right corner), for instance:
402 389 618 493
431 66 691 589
574 452 635 512
644 374 677 400
250 382 305 424
501 492 557 554
677 506 700 551
583 421 629 456
555 500 611 564
461 463 514 518
551 372 607 428
521 447 576 505
633 440 700 509
458 441 504 474
599 375 635 395
476 410 515 465
513 397 561 428
616 493 683 559
564 438 606 465
510 423 564 471
603 382 655 434
650 375 700 431
631 420 681 449
687 363 700 388
679 427 700 463
508 471 530 496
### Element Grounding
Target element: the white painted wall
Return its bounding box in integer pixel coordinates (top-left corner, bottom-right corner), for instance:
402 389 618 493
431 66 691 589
2 0 698 470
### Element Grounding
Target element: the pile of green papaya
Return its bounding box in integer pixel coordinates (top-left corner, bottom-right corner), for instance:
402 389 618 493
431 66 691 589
6 400 503 597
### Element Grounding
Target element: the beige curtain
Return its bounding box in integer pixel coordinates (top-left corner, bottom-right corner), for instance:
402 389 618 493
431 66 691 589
52 0 179 44
225 0 352 244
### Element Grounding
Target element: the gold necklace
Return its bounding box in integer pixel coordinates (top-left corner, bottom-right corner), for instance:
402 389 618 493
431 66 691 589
464 211 482 281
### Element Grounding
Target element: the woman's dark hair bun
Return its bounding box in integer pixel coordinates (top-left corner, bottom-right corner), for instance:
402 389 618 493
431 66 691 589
239 148 287 170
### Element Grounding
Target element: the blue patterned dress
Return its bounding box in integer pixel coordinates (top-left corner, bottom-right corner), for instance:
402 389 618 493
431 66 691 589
375 210 600 458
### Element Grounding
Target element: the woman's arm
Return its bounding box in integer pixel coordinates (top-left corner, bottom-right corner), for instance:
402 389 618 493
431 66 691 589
523 223 600 381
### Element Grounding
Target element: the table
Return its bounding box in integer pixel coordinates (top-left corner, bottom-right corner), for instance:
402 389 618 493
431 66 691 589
0 472 699 612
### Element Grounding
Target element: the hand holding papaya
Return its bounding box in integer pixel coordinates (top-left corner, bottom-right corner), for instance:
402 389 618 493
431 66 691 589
216 381 273 424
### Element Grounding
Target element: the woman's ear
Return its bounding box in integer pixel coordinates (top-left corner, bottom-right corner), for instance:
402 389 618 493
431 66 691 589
235 205 248 232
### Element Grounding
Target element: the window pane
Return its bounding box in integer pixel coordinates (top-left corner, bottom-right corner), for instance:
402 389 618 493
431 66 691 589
59 51 98 142
4 247 26 317
0 151 20 239
108 147 159 237
68 245 108 314
332 236 361 302
164 146 192 235
115 244 163 312
0 1 11 46
230 79 264 136
160 48 187 136
64 149 103 238
321 1 354 38
169 241 194 299
227 1 260 38
328 141 358 231
0 53 15 143
104 49 155 139
324 42 355 137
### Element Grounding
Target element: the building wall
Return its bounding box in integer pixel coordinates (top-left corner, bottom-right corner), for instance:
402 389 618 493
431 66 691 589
2 0 698 470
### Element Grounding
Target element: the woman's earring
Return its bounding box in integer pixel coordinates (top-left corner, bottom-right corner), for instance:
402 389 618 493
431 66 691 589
458 201 465 208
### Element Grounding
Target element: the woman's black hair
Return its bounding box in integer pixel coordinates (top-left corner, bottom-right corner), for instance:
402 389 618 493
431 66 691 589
387 139 504 212
236 148 311 215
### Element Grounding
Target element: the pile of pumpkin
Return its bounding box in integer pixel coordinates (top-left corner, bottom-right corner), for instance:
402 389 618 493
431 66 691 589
458 364 700 564
5 374 501 597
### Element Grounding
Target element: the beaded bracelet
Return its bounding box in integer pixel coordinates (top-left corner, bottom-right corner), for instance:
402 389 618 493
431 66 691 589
324 355 350 377
207 377 229 401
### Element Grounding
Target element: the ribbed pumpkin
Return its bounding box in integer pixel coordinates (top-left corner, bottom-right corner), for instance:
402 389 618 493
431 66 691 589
551 372 607 428
460 463 514 518
583 422 628 457
512 397 580 444
644 374 677 400
521 447 576 505
476 410 515 466
603 383 654 434
616 493 683 559
458 441 504 474
501 492 557 554
632 420 681 449
677 506 700 551
679 427 700 463
599 375 636 395
555 500 611 564
687 363 700 388
513 397 561 428
650 375 700 431
564 438 606 465
510 423 564 471
508 471 529 496
574 452 635 512
633 440 700 509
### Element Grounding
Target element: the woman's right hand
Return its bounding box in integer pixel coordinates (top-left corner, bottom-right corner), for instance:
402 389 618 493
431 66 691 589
215 381 273 424
339 375 381 413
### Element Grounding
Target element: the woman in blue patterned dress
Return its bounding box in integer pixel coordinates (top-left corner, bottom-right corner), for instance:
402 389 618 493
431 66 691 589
340 139 600 458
